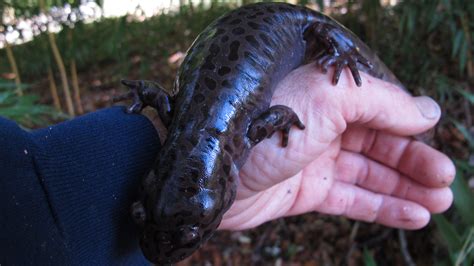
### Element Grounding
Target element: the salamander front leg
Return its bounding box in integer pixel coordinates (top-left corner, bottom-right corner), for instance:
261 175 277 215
248 105 305 147
306 22 373 87
114 79 174 126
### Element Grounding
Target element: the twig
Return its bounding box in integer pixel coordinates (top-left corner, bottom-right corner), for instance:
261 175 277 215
47 67 62 111
5 41 22 96
398 229 416 266
454 227 474 266
345 222 360 265
361 228 393 247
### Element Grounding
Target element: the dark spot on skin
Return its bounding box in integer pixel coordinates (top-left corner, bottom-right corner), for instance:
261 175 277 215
190 169 199 182
232 27 245 35
245 35 260 49
256 11 264 16
218 66 231 76
193 94 205 103
262 17 273 24
278 6 292 12
209 43 220 55
215 28 225 36
224 144 233 153
223 164 231 174
229 18 242 25
220 35 229 43
201 105 209 114
202 56 215 70
247 21 260 30
221 80 231 87
246 14 257 19
237 11 246 16
189 136 198 146
228 41 240 61
204 77 217 90
266 7 276 13
169 150 177 161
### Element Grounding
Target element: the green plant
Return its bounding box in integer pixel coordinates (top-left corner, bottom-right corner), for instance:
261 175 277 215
0 79 66 127
433 169 474 265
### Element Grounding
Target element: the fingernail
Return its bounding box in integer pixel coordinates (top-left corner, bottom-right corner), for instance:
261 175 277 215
415 96 440 120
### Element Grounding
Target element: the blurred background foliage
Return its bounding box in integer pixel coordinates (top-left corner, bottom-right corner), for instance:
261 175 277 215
0 0 473 265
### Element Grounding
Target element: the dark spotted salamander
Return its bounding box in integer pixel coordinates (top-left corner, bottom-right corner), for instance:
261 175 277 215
114 2 402 264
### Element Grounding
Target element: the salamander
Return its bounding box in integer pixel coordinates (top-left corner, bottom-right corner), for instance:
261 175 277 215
114 2 402 264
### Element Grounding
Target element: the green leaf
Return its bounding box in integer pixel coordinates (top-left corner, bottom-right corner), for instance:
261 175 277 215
451 166 474 226
458 38 468 72
407 9 416 34
452 30 463 58
433 215 463 254
450 119 474 150
363 248 377 266
454 87 474 104
454 227 474 266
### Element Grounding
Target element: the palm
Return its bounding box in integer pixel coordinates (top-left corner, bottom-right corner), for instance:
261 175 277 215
220 64 454 231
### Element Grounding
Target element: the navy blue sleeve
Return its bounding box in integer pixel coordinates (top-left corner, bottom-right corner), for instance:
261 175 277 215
0 107 160 265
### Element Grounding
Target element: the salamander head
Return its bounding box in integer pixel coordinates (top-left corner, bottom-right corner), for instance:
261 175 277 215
131 177 224 264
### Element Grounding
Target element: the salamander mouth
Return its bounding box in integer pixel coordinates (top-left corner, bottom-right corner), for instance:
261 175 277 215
139 223 202 264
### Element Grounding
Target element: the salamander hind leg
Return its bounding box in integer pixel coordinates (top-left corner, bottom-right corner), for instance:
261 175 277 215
248 105 305 147
114 79 174 126
305 22 373 87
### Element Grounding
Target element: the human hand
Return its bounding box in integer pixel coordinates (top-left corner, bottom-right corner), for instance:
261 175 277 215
220 63 455 230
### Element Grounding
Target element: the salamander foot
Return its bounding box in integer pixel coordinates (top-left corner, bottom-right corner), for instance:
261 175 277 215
114 79 174 126
248 105 305 147
307 22 373 86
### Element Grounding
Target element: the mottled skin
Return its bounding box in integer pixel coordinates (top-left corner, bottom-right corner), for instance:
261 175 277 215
115 2 402 264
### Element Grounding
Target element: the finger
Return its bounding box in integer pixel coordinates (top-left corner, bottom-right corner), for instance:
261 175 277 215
335 150 453 213
314 181 430 229
341 126 456 187
318 66 441 136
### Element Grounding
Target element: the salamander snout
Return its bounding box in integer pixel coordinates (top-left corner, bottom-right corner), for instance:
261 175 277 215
140 223 202 264
179 225 200 243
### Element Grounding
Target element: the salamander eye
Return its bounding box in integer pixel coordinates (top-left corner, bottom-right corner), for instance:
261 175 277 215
180 186 199 197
